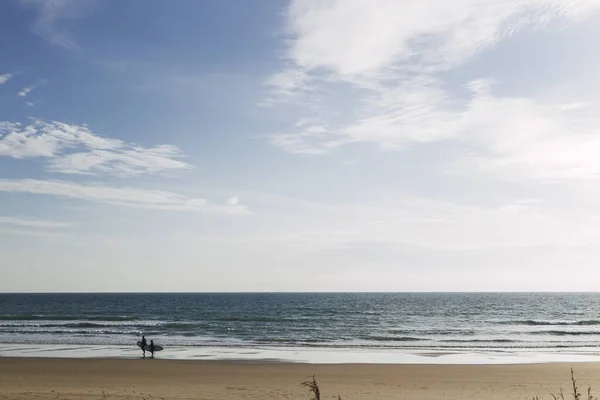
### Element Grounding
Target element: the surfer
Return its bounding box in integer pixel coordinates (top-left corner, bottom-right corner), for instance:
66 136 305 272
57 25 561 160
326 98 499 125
140 335 147 357
149 340 156 358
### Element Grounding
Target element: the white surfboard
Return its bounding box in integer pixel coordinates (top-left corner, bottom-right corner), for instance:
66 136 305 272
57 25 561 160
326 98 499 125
137 341 163 352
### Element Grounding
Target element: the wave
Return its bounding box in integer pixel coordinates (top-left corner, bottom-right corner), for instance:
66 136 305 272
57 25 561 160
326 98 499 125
0 314 139 322
441 339 516 343
214 316 288 323
0 328 141 336
64 322 106 328
498 320 600 326
0 321 159 329
386 329 477 336
163 323 201 329
531 330 600 336
362 336 429 342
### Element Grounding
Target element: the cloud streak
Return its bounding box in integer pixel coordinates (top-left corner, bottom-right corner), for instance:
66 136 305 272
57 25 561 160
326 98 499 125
0 228 67 238
18 87 32 97
20 0 95 50
18 85 36 97
0 179 249 214
17 79 47 97
0 73 14 85
0 120 193 177
0 216 71 228
203 193 596 256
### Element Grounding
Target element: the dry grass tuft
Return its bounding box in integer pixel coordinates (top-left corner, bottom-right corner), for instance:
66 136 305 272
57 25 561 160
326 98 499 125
302 368 596 400
302 375 343 400
533 369 597 400
302 375 322 400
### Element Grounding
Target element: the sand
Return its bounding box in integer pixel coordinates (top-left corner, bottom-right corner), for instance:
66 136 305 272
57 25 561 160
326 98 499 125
1 358 600 400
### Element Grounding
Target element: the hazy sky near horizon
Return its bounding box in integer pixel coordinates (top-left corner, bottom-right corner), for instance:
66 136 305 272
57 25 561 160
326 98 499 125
2 0 600 292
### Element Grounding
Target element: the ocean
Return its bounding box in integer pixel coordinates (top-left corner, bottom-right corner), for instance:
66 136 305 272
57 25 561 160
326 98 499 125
2 293 600 363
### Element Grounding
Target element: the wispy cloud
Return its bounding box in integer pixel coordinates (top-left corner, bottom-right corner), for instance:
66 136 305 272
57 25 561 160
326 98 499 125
18 85 35 97
449 81 600 181
0 179 249 214
0 228 67 238
213 193 596 254
19 0 95 50
0 216 71 239
18 87 31 97
0 119 192 177
227 196 240 206
274 78 600 181
17 79 47 97
265 0 600 183
340 160 361 166
280 0 600 78
0 216 71 228
0 73 14 85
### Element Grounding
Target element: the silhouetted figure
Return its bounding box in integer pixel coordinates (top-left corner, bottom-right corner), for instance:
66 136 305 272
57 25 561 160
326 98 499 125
149 340 156 358
140 335 147 358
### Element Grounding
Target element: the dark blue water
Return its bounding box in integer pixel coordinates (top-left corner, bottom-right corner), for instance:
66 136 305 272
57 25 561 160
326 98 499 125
1 293 600 351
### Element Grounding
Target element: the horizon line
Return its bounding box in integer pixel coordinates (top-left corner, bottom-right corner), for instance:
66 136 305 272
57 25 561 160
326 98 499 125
2 291 600 295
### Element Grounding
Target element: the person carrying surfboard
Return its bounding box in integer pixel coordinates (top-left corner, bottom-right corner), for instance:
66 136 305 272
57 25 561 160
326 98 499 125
149 340 156 358
140 335 147 357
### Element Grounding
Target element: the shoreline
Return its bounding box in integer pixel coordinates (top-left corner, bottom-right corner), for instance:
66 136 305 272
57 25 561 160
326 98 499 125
3 343 600 364
2 357 600 399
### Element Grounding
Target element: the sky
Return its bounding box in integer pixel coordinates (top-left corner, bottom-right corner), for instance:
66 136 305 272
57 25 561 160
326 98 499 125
2 0 600 292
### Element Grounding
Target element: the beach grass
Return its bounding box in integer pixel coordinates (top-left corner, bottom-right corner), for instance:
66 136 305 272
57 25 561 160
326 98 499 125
302 368 596 400
531 368 598 400
302 375 342 400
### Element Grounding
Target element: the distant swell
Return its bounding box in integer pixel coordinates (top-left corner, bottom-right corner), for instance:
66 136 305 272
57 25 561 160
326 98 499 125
163 323 199 329
441 339 516 343
532 330 600 336
498 320 600 326
215 316 286 323
363 336 429 342
0 329 140 336
3 293 600 352
0 315 139 322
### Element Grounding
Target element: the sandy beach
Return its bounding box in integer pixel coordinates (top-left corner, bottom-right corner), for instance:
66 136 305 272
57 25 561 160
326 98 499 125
2 358 600 400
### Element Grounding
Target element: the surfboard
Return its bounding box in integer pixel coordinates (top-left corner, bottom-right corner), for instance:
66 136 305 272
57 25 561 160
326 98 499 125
137 341 163 352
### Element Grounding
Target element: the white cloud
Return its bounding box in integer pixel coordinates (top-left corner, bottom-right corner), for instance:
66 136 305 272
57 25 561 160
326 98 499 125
18 85 35 97
0 73 13 84
0 216 71 228
214 193 599 255
0 216 71 239
260 68 316 107
0 120 192 177
0 228 66 238
0 122 19 131
227 196 240 206
265 0 600 183
269 129 329 155
452 83 600 180
0 179 249 214
17 79 47 97
20 0 94 50
283 0 600 77
269 77 600 181
18 87 31 97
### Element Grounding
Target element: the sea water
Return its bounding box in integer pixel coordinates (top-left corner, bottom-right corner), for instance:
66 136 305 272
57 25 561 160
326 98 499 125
1 292 600 363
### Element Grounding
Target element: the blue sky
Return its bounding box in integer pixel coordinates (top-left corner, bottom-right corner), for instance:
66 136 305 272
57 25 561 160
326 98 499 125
2 0 600 292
